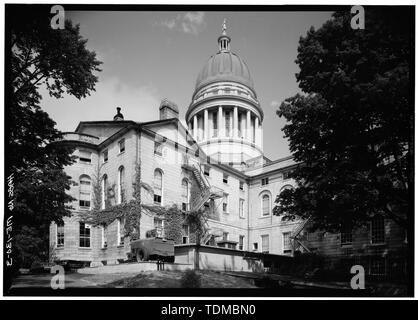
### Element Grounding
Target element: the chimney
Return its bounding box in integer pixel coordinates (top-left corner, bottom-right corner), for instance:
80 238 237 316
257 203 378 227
159 99 179 120
113 107 124 121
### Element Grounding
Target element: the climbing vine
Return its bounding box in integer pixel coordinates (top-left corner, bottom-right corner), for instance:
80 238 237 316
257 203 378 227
81 162 144 239
80 159 209 245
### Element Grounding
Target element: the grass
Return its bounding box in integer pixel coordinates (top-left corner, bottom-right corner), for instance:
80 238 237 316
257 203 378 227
101 270 256 288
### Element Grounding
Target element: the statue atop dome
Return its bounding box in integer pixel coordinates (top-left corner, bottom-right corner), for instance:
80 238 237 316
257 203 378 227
218 19 230 52
222 19 227 35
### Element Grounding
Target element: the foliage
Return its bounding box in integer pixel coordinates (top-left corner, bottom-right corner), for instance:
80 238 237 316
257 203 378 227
13 226 46 268
82 163 142 239
82 162 187 242
274 8 412 232
185 209 209 245
164 205 186 243
7 7 102 268
180 270 202 288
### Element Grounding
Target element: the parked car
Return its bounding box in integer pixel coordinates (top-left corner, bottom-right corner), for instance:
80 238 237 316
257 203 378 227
130 237 175 262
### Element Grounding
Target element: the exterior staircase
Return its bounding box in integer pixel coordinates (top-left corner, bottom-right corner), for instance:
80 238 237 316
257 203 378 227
181 158 224 245
290 216 312 254
182 162 223 212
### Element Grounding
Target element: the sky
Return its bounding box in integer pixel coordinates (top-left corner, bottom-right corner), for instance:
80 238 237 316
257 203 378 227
40 10 333 160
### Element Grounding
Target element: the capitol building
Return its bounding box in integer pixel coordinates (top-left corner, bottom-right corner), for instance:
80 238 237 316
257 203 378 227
49 23 405 274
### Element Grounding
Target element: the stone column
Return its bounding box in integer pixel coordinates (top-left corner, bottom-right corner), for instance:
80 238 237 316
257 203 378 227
233 106 238 138
255 116 260 146
246 110 251 141
204 109 209 140
193 115 198 140
218 106 223 137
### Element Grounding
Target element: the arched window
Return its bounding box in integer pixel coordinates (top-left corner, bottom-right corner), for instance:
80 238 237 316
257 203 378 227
153 169 163 205
262 194 270 216
102 174 108 209
181 178 189 211
118 166 125 204
280 185 294 193
79 175 91 209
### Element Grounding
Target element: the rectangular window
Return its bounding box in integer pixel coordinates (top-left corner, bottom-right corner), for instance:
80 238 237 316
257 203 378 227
79 150 92 164
119 138 125 153
341 223 353 246
101 226 107 249
239 199 245 218
223 194 228 213
239 235 244 251
371 216 385 244
238 114 242 137
154 218 164 238
252 118 256 143
79 190 91 209
223 173 228 184
204 165 210 176
239 181 244 191
182 224 189 244
154 194 162 205
56 224 64 248
213 112 218 137
154 141 163 156
79 222 91 248
103 149 108 163
261 235 269 253
370 257 386 276
283 232 292 253
261 177 269 186
222 232 229 241
225 111 231 137
117 219 124 246
253 242 258 251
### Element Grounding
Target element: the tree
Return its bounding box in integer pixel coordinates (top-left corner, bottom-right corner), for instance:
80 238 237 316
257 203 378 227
6 7 102 269
274 7 413 233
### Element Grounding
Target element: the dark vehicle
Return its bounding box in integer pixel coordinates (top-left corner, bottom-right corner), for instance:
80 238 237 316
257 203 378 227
130 238 175 262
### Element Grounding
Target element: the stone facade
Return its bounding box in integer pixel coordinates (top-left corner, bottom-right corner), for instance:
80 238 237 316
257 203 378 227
49 25 407 279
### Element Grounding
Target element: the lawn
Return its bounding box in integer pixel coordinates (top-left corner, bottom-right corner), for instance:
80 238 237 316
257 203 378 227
99 270 257 288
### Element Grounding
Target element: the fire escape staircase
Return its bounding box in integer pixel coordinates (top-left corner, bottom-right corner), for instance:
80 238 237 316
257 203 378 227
290 216 312 254
181 162 224 245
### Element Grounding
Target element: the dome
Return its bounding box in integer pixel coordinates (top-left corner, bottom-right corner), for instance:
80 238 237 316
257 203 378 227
194 51 255 94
